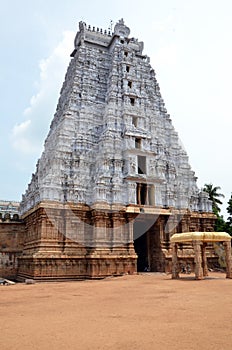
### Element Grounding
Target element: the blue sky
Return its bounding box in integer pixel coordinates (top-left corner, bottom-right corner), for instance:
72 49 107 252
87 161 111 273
1 0 232 216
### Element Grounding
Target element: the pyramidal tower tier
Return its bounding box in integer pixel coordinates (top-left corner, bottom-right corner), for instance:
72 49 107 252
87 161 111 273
18 19 215 281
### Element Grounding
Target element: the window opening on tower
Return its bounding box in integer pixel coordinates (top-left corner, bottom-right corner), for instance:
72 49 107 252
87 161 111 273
132 116 138 127
130 97 135 106
135 138 141 149
136 183 155 205
138 156 146 174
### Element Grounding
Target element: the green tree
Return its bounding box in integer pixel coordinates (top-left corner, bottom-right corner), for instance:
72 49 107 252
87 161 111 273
203 183 225 215
226 194 232 236
203 183 226 231
215 214 226 232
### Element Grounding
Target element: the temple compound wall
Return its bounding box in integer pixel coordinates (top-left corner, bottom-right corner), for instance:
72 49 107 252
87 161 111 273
0 19 217 281
0 213 25 279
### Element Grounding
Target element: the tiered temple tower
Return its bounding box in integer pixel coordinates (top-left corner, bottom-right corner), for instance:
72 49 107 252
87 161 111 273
18 19 215 280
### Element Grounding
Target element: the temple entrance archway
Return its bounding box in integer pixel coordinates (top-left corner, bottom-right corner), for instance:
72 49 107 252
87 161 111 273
134 231 148 271
133 215 165 272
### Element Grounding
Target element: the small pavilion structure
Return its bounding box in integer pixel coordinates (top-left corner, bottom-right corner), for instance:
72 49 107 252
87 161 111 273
170 232 232 280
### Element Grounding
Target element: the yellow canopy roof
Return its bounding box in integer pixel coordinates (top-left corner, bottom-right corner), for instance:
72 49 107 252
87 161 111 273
170 232 231 243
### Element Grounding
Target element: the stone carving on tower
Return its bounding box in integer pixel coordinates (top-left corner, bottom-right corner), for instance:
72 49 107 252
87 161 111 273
18 19 215 280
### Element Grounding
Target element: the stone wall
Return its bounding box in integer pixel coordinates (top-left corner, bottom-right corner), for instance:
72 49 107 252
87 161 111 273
0 206 217 280
0 215 25 279
17 202 137 281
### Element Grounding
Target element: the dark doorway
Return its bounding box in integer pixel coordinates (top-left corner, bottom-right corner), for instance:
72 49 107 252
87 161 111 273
133 217 154 272
134 231 148 271
133 215 162 272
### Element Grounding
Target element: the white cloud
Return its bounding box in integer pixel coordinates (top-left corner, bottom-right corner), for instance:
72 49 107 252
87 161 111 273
11 120 34 154
11 30 75 155
12 119 31 135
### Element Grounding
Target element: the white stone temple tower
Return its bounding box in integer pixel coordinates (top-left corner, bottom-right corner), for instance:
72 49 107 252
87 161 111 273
18 19 215 280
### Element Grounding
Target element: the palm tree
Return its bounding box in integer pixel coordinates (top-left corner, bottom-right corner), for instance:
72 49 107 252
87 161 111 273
203 183 225 214
226 194 232 235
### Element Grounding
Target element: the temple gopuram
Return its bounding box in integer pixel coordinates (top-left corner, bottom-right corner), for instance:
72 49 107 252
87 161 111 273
1 19 216 281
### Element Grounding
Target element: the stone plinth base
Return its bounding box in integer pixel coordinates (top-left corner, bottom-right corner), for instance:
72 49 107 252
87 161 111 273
15 201 217 281
17 255 137 281
17 202 137 281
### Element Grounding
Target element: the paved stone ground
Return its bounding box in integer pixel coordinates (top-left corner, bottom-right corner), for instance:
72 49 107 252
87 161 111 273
0 272 231 350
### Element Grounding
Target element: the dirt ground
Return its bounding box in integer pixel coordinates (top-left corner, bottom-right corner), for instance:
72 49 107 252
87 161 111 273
1 272 232 350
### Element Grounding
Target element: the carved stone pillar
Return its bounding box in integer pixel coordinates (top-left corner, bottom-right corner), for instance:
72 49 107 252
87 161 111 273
137 183 141 205
158 216 166 243
127 214 136 253
128 218 133 243
201 243 208 277
224 241 232 279
111 212 124 248
181 213 191 232
145 185 149 205
172 243 179 279
92 211 108 249
193 240 203 280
